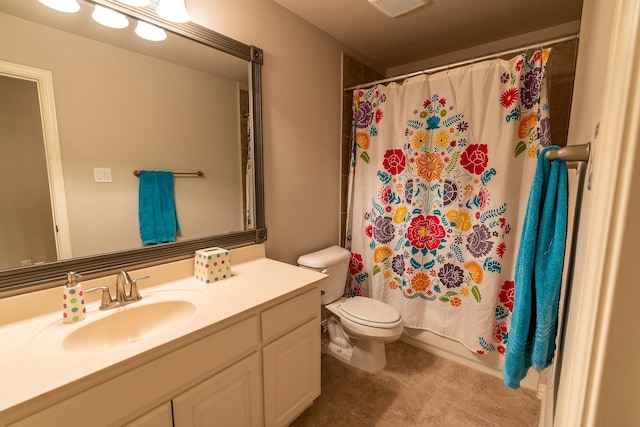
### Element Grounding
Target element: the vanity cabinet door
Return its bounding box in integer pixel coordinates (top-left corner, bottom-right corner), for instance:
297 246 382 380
172 352 263 427
262 319 320 427
124 402 173 427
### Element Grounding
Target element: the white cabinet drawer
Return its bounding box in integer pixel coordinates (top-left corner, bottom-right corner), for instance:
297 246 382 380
11 315 259 427
261 288 320 343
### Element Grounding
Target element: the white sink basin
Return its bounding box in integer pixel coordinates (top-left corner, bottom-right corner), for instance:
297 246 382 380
63 300 196 352
32 289 212 355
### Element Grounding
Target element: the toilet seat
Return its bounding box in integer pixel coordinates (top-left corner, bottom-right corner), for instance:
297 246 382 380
337 296 402 329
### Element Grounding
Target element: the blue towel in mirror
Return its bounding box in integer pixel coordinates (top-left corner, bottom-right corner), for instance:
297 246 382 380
138 170 180 245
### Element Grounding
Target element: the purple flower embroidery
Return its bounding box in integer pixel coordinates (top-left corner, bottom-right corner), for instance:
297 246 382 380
356 101 374 129
539 117 551 147
392 255 405 276
520 68 542 109
373 216 395 244
500 72 510 84
405 179 414 204
438 263 465 288
466 224 494 257
443 179 458 206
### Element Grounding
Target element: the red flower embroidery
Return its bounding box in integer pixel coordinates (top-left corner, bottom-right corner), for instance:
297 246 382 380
500 88 518 108
375 109 384 123
497 345 506 354
349 253 364 275
423 99 431 108
439 98 447 107
365 225 373 237
499 280 515 312
407 215 446 251
383 149 406 175
460 144 489 175
493 321 508 343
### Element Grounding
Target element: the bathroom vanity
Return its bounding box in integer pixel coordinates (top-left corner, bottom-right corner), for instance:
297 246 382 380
0 245 324 427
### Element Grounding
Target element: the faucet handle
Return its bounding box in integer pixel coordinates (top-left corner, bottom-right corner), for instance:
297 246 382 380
128 275 150 301
85 286 114 310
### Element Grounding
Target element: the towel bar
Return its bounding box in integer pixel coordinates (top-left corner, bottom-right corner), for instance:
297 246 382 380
133 170 204 177
544 143 590 162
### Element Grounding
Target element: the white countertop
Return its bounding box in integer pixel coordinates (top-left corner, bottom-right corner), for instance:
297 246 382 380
0 244 326 417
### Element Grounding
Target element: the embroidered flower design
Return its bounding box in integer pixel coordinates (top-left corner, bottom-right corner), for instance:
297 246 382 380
521 68 543 109
393 206 408 224
411 272 431 292
349 253 364 275
355 132 370 149
500 88 518 108
383 149 406 175
435 130 450 149
375 109 384 123
356 100 374 129
499 280 515 312
405 179 414 203
438 263 465 288
373 216 395 244
494 321 508 343
445 210 473 232
412 131 428 150
450 297 462 307
518 113 538 138
466 224 494 257
443 179 458 206
427 115 441 130
392 255 405 276
417 152 445 182
407 214 446 250
460 144 489 175
539 117 551 147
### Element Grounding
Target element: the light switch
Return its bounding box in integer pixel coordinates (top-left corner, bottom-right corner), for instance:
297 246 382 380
94 167 112 183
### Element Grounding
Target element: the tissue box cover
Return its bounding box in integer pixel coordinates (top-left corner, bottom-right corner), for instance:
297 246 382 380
194 247 231 283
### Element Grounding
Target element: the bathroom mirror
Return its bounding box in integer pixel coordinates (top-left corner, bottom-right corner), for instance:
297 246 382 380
0 0 265 294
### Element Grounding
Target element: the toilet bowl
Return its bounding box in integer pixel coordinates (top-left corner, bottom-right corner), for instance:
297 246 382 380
297 246 403 373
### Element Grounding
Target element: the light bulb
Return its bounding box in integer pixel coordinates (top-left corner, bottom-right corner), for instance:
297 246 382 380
38 0 80 13
119 0 150 6
135 21 167 41
92 5 129 29
156 0 190 23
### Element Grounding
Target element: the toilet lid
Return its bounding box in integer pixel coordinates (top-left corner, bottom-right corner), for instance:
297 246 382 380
338 297 401 328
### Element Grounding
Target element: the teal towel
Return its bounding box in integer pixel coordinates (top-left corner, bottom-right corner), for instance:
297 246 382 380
503 146 568 389
138 170 180 245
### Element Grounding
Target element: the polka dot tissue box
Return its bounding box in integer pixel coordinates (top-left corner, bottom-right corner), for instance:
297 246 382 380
194 247 231 283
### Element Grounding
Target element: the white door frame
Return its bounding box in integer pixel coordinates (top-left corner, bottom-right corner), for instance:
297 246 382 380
0 60 72 261
554 0 640 424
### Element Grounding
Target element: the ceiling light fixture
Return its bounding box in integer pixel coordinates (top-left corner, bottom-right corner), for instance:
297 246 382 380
37 0 80 13
92 5 129 28
135 21 167 41
156 0 190 23
368 0 427 18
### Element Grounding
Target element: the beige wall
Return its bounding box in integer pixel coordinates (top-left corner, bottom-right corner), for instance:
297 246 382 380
0 13 244 257
186 0 346 264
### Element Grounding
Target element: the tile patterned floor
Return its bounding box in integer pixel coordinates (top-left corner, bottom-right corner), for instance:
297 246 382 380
291 338 541 427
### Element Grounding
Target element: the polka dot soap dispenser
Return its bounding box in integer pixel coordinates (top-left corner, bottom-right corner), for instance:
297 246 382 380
63 271 86 323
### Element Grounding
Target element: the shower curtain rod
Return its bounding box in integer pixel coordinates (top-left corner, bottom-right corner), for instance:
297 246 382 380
344 34 579 92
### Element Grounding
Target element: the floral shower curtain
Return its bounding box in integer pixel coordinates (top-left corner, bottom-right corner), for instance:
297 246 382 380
346 50 551 354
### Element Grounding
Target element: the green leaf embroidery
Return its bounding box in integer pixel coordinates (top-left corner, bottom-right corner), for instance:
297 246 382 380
514 140 527 157
445 151 460 172
480 203 507 223
472 286 481 303
373 265 381 275
360 151 371 163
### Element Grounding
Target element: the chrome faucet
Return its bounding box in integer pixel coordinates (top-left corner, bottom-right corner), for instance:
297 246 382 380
86 271 150 310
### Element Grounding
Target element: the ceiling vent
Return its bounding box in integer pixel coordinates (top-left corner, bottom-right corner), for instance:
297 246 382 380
368 0 427 18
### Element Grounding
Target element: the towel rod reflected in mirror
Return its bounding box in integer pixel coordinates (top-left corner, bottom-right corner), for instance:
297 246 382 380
133 170 205 177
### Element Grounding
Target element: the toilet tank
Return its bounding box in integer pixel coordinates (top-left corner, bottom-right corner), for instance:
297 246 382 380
297 246 351 305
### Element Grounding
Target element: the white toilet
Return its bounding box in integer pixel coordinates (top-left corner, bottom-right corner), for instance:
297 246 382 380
298 246 403 373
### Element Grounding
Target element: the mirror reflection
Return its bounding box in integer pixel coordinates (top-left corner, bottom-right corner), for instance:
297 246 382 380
0 0 255 271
